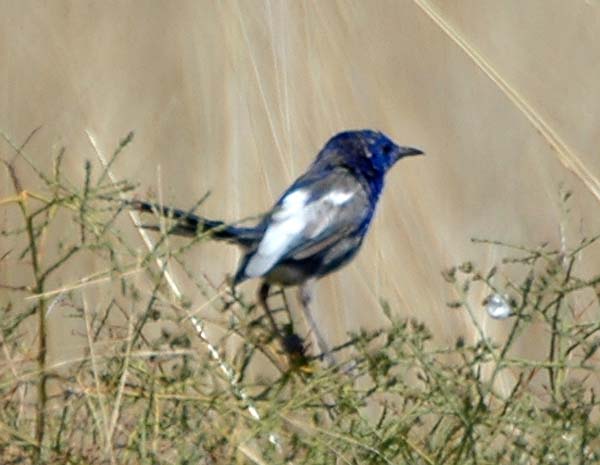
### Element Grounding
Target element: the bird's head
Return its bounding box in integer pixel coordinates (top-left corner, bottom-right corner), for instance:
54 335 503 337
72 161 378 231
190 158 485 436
322 130 424 177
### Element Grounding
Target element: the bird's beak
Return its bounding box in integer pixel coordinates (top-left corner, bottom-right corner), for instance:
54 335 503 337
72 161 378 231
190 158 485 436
398 146 424 157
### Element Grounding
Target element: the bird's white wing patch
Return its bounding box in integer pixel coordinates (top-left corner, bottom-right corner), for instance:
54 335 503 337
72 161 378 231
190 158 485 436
244 190 309 277
304 189 356 238
244 188 359 278
324 190 354 206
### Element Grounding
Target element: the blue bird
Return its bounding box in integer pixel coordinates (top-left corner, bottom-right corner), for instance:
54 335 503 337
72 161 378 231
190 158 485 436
130 130 423 358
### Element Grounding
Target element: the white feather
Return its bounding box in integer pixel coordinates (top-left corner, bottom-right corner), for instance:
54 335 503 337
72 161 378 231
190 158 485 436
244 188 356 277
306 190 355 237
245 190 308 277
325 190 354 205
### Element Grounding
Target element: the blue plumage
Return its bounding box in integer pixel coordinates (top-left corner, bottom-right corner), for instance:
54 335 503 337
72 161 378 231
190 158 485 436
133 129 423 286
131 129 423 358
233 129 423 285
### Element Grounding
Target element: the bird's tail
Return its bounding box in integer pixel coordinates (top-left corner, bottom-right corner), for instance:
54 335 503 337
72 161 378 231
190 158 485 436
125 199 261 248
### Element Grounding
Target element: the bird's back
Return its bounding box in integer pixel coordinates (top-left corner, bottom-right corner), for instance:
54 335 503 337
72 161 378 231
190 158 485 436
234 163 375 286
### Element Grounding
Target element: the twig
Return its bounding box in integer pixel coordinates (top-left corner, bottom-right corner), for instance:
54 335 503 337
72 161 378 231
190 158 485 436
85 129 283 461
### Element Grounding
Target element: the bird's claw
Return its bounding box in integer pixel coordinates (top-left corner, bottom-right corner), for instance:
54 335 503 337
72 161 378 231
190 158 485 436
280 330 312 369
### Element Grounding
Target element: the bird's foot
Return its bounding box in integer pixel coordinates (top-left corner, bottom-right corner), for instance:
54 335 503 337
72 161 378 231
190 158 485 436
280 325 311 369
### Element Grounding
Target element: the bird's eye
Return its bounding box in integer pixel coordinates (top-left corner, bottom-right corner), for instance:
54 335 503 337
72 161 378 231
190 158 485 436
382 143 393 155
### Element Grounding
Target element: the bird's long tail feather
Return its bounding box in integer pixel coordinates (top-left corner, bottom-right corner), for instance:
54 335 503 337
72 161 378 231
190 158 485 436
126 199 260 248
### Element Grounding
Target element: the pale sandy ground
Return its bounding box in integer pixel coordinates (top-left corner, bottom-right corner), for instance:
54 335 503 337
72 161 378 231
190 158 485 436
2 1 600 394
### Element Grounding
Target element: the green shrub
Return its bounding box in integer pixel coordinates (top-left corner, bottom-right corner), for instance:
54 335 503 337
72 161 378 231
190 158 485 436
1 132 599 464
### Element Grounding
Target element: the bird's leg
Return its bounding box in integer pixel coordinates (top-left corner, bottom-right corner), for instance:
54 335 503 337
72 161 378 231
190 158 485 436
258 281 281 338
298 280 336 366
298 282 313 309
258 282 306 361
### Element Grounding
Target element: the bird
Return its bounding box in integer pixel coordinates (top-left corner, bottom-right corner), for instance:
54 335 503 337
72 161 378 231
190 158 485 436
129 129 423 360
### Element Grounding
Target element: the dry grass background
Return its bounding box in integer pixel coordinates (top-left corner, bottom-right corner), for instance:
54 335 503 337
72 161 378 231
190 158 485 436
2 2 600 460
